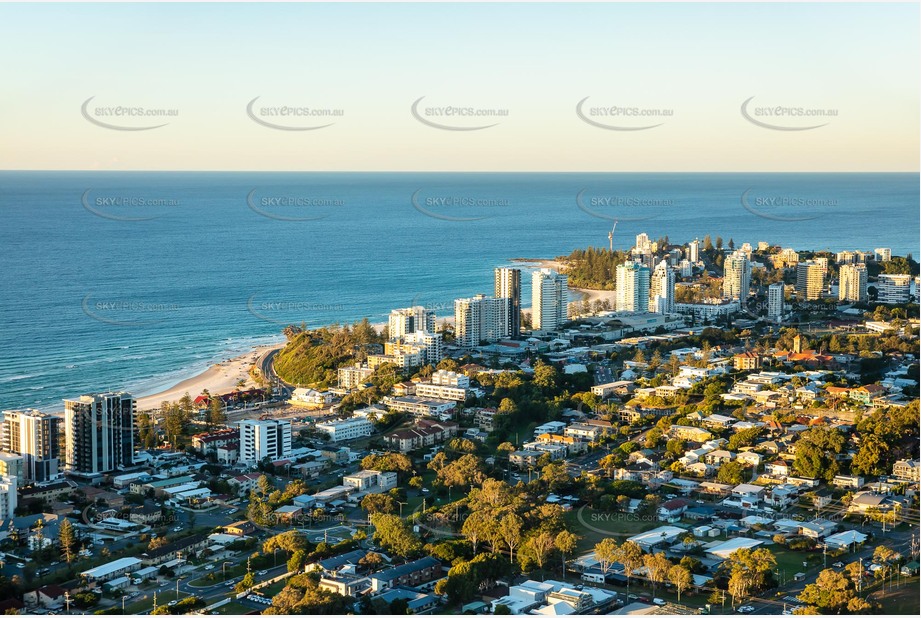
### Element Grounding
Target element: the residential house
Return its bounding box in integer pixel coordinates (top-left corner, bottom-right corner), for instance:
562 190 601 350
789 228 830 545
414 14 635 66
369 557 442 592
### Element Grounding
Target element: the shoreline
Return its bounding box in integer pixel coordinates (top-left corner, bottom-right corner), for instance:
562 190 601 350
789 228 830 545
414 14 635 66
510 257 614 304
134 344 282 411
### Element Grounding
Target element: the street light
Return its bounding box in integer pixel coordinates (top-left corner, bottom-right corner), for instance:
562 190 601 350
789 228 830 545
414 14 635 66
121 595 127 613
273 547 280 568
176 577 182 601
222 561 233 581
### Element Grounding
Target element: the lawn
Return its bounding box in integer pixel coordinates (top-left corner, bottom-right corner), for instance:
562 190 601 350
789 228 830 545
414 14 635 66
770 545 823 582
564 507 665 553
212 600 254 614
867 576 920 615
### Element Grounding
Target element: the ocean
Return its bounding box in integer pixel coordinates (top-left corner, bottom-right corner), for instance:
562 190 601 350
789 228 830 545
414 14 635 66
1 172 917 411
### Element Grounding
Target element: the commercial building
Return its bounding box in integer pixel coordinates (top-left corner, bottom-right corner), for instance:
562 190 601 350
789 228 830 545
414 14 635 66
838 263 868 302
63 392 135 477
238 419 291 463
495 267 522 337
0 409 62 482
532 269 569 330
454 294 511 347
649 259 676 313
615 261 650 312
877 274 910 304
315 417 374 442
723 251 752 302
796 261 825 300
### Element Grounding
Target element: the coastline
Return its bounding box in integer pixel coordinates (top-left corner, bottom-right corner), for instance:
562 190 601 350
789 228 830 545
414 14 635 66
511 257 615 305
134 344 282 411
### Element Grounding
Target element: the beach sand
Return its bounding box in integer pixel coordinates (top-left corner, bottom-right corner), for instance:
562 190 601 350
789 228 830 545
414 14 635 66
135 344 281 411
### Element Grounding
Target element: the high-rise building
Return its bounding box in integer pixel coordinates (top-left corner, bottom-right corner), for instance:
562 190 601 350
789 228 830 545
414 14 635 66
238 419 292 463
688 239 700 263
0 409 61 482
532 269 569 330
634 233 652 255
494 267 522 338
388 306 435 339
839 264 868 302
796 261 825 300
723 251 752 302
615 261 650 312
454 295 512 346
877 274 911 304
771 248 800 269
874 248 892 263
0 453 23 483
836 251 856 265
815 257 829 274
63 392 135 477
649 260 675 313
767 282 785 321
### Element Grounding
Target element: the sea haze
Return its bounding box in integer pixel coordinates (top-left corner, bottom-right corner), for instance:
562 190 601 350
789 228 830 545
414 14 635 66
1 172 917 411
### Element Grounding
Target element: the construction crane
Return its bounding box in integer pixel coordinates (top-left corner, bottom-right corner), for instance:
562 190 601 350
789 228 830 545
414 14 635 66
608 221 618 252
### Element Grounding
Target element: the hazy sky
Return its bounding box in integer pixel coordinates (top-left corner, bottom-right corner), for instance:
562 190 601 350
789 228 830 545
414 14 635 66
2 2 918 171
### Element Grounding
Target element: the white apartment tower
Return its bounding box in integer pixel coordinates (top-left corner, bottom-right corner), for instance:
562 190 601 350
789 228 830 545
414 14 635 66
494 267 522 338
0 409 62 482
649 259 676 313
688 239 700 263
723 251 752 303
615 261 650 313
388 306 435 339
767 282 785 321
531 269 569 331
877 274 911 304
454 295 512 347
63 392 135 477
238 419 292 463
838 263 868 303
874 248 892 262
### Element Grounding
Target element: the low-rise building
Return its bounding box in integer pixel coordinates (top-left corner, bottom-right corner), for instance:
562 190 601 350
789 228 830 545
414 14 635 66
316 417 374 442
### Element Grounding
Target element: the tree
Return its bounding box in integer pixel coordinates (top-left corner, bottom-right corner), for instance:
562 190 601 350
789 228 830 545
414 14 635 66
497 513 523 564
793 427 844 482
370 514 422 558
208 397 226 429
58 517 77 564
234 572 255 592
615 541 644 589
668 564 692 602
851 434 887 477
798 568 861 613
521 532 555 576
717 461 749 485
594 538 619 576
361 493 398 516
555 531 578 578
437 454 487 488
643 552 672 594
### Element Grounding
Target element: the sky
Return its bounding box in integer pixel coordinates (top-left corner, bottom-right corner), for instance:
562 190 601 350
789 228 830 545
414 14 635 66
1 2 918 172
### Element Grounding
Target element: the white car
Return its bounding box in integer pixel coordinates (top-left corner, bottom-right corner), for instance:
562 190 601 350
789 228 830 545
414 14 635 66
168 601 178 607
737 606 755 613
15 563 25 568
652 598 665 606
257 570 268 576
204 565 214 571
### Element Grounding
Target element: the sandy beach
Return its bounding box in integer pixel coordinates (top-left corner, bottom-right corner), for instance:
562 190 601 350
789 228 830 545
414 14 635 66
135 344 282 411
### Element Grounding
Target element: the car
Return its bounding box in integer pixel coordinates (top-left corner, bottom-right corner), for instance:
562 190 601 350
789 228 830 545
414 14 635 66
737 606 755 613
168 601 178 607
782 611 794 615
832 561 844 568
15 563 25 568
50 561 59 566
653 598 666 606
257 570 267 576
627 594 638 601
204 565 214 571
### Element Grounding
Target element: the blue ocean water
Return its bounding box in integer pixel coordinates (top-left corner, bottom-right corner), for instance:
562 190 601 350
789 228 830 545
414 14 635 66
1 172 917 411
